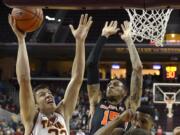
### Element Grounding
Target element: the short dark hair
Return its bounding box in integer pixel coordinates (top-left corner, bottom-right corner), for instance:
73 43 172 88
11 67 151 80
124 128 151 135
137 105 155 119
33 84 49 93
33 84 50 103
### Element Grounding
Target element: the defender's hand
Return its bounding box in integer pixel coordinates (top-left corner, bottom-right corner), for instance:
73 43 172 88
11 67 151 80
120 21 132 42
101 21 119 38
8 14 26 40
69 14 93 42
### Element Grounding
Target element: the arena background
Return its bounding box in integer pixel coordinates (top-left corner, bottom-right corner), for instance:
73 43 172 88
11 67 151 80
0 0 180 134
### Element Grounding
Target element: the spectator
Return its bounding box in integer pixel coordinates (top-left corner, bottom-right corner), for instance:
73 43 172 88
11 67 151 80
156 125 163 135
14 127 23 135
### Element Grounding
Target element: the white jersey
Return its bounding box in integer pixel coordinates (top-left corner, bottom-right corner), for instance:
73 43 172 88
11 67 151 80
31 112 68 135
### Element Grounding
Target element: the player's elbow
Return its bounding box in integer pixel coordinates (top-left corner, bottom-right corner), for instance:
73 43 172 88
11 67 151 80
17 74 31 84
74 68 84 81
16 70 31 83
72 75 84 84
133 63 143 73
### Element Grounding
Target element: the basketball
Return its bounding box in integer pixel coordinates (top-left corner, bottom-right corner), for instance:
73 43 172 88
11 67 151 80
11 7 43 32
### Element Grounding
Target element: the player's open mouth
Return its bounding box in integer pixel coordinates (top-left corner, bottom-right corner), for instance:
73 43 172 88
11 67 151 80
45 97 54 104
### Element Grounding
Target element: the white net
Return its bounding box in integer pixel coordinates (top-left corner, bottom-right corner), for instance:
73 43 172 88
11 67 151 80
126 9 173 46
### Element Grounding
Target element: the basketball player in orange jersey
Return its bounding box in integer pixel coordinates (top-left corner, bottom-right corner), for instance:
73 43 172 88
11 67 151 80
93 109 134 135
86 21 143 135
8 14 93 135
94 105 155 135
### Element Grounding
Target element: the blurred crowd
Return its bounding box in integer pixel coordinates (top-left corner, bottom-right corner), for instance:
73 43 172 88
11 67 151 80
0 74 180 135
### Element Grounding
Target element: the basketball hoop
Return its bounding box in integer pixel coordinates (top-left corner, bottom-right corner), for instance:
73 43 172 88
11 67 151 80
126 9 173 47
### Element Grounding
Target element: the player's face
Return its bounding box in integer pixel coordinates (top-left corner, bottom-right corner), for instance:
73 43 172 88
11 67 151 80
132 112 154 131
106 79 126 101
35 88 56 113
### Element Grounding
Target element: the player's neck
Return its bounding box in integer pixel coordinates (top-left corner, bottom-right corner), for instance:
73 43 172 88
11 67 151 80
41 110 55 118
107 97 119 105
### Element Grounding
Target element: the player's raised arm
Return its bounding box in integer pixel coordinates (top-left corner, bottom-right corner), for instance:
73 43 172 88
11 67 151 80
87 21 120 109
57 14 93 122
120 21 143 112
8 15 36 126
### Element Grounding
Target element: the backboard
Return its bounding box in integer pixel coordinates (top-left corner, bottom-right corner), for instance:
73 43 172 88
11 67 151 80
3 0 180 9
153 83 180 104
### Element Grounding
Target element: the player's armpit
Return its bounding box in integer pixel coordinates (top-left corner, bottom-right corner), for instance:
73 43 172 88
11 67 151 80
56 100 65 117
56 76 83 124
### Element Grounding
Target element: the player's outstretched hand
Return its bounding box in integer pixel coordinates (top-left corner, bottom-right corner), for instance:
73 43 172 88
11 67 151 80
8 14 26 40
69 14 93 42
120 21 132 42
101 21 120 38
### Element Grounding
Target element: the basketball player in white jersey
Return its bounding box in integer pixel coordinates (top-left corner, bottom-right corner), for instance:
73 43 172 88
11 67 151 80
8 14 93 135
